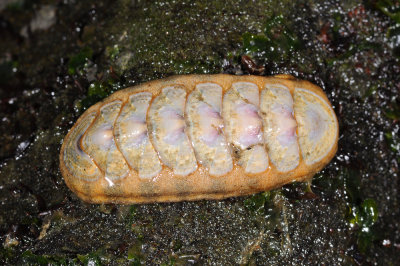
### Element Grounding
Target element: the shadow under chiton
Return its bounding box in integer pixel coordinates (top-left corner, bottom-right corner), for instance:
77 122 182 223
59 74 338 204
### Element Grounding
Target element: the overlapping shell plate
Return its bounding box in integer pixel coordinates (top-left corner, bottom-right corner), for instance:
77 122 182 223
60 74 338 204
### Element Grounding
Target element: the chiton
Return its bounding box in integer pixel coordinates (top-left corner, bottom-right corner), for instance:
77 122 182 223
60 74 338 204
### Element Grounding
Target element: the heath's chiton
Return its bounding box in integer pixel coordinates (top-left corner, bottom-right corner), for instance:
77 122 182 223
60 74 338 204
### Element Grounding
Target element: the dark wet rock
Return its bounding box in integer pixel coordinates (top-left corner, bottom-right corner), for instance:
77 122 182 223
19 5 56 38
0 0 399 264
30 5 56 31
0 0 20 12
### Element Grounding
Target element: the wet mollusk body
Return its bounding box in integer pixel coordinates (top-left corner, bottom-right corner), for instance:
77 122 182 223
60 74 338 204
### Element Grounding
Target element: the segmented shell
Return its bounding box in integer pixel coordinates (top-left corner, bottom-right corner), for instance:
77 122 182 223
60 74 338 204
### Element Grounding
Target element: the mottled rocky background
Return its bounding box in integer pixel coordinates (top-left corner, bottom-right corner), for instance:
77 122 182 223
0 0 399 264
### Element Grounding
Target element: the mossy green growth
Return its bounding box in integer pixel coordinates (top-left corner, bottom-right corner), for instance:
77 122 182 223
161 257 176 266
348 198 378 228
384 102 400 162
325 41 382 66
87 81 112 98
0 61 17 85
347 198 379 253
21 251 73 265
68 47 93 75
127 241 144 265
384 131 400 155
5 0 25 11
317 168 379 254
242 33 270 54
361 199 378 227
172 239 183 252
78 77 122 111
342 169 379 254
331 12 344 39
342 168 362 206
125 206 138 229
244 192 270 215
242 14 302 61
172 58 222 75
0 247 16 264
124 206 146 242
362 85 378 99
77 249 109 266
375 0 400 23
384 103 400 120
106 45 121 61
368 0 400 58
388 24 400 58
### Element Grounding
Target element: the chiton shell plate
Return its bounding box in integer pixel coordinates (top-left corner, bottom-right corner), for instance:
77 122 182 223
60 74 338 204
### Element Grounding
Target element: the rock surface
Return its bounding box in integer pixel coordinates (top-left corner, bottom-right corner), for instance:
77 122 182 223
0 0 399 264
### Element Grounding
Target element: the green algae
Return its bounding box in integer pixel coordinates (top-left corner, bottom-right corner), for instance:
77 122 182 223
68 47 93 75
127 241 144 265
21 250 74 265
384 101 400 160
375 0 400 23
368 0 400 58
354 199 379 254
313 166 382 255
77 249 107 266
385 104 400 121
242 14 302 61
124 206 137 228
243 192 270 215
77 77 122 111
384 131 400 156
0 61 17 85
325 41 382 66
101 0 269 80
105 45 121 62
0 0 399 264
342 168 380 254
